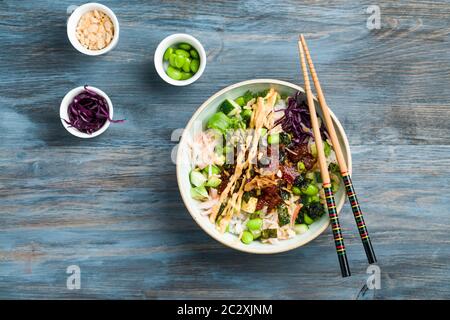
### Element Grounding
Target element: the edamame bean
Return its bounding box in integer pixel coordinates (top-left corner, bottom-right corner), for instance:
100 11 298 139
292 186 302 195
297 161 306 172
179 43 192 50
175 55 186 68
169 53 177 67
180 72 193 80
190 59 200 73
304 213 314 225
167 66 182 80
163 47 174 61
241 231 254 244
302 184 319 196
175 49 190 57
247 218 263 231
182 58 191 72
190 49 199 59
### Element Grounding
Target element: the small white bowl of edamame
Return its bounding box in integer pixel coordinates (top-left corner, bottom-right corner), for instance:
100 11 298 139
154 34 206 86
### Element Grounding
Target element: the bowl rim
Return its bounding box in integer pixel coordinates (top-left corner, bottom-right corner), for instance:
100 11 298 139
67 2 120 56
60 86 113 138
154 33 206 86
176 79 352 254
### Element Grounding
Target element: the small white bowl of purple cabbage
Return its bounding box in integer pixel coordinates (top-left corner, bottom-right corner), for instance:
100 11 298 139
60 85 123 138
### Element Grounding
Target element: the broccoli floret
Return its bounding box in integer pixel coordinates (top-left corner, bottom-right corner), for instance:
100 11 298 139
279 132 291 145
306 202 326 220
296 202 326 224
293 174 310 189
277 205 290 226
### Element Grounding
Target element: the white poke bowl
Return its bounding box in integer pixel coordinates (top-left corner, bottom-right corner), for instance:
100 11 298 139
176 79 352 254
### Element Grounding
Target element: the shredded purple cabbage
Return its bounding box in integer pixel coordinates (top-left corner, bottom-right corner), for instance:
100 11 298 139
64 85 124 134
275 91 327 144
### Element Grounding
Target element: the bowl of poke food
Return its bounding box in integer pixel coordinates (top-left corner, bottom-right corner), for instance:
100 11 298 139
176 79 351 254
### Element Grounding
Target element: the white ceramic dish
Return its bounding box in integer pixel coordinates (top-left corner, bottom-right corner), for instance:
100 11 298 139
67 3 120 56
60 86 113 138
154 33 206 86
176 79 352 254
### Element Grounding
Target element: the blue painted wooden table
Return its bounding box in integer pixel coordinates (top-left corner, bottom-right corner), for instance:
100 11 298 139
1 0 449 299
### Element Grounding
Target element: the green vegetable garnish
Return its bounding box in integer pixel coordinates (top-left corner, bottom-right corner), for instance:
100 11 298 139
294 224 309 234
235 96 246 107
190 186 208 201
302 183 319 196
292 186 302 195
219 99 241 116
207 112 231 134
247 218 263 231
206 176 221 188
178 43 192 50
163 47 174 61
202 164 221 176
190 170 207 187
303 213 314 225
241 231 254 244
324 141 331 157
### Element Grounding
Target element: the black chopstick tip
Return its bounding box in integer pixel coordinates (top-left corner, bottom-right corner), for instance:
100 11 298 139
339 254 351 278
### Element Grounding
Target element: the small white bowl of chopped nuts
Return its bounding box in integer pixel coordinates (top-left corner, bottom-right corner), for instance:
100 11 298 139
67 3 119 56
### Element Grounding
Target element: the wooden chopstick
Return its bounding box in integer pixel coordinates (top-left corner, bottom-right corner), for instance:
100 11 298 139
297 36 351 277
300 34 377 264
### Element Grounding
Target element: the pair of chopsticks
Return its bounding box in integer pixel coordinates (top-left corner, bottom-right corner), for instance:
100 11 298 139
297 35 376 277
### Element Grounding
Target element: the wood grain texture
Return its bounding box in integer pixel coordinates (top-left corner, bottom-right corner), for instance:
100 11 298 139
1 0 450 299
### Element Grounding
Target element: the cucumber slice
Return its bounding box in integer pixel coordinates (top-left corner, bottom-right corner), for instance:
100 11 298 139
207 112 231 134
294 224 309 234
202 164 221 176
190 170 207 187
190 186 208 201
251 229 261 240
304 213 314 225
219 99 241 116
235 96 245 107
206 176 221 188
